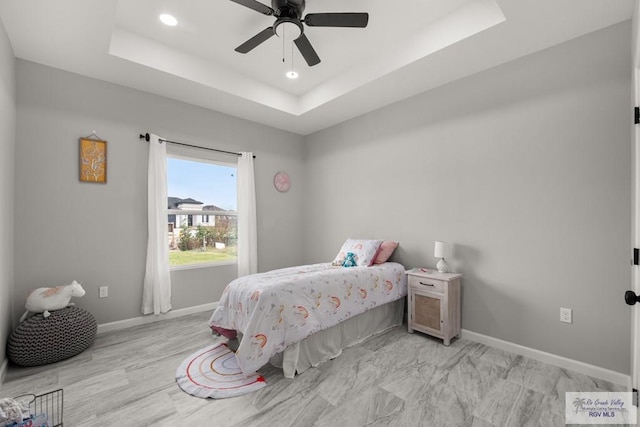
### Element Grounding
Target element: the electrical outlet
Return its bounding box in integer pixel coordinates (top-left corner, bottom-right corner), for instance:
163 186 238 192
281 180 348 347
99 286 108 298
560 307 572 323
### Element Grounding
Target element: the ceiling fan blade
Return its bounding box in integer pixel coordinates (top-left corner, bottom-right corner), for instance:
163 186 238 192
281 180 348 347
304 13 369 28
235 27 275 53
230 0 274 16
294 34 321 66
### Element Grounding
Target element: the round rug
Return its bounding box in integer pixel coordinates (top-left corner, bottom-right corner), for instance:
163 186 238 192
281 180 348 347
176 342 266 399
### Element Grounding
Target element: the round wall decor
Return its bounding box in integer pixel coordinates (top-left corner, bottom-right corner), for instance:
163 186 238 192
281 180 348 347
274 171 291 192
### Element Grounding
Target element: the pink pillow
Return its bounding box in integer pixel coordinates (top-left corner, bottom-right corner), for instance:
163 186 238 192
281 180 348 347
373 241 398 264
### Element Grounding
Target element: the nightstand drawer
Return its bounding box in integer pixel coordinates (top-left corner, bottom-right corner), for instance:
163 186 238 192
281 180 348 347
408 276 445 293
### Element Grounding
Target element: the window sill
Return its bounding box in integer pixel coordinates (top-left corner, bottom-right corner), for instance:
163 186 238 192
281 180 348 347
170 260 238 271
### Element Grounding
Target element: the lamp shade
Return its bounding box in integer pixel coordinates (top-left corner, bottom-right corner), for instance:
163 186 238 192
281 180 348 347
434 241 452 259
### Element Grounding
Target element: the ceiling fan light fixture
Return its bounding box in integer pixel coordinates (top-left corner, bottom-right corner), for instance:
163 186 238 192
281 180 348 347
159 14 178 26
286 71 299 79
232 1 368 67
275 21 302 41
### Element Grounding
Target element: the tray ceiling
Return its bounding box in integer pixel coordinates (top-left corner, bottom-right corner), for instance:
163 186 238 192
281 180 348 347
0 0 633 135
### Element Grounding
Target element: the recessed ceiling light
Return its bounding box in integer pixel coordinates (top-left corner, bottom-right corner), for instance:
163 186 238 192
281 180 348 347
286 71 299 79
159 14 178 26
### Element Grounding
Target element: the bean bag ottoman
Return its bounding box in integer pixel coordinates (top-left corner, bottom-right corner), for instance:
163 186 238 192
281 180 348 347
8 306 97 367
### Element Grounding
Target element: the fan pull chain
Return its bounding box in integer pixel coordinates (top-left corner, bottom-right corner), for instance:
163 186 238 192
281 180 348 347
282 25 285 62
291 40 294 73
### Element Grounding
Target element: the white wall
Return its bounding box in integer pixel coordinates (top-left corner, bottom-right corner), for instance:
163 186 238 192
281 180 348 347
0 17 15 376
13 61 305 325
303 23 632 374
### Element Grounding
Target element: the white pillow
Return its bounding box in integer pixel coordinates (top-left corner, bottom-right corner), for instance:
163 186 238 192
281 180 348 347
333 238 383 267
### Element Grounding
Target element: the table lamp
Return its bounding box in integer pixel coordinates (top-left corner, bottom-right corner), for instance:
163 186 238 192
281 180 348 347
434 241 452 273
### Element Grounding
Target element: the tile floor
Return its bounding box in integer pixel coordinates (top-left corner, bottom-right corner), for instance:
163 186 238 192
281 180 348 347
0 312 627 426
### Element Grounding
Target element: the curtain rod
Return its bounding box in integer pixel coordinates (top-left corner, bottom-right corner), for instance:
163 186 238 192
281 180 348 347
139 133 255 158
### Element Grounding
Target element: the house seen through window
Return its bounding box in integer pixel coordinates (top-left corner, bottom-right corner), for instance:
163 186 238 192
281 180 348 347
167 155 238 268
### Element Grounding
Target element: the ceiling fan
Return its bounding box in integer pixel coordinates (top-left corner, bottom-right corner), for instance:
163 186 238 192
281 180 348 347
231 0 369 67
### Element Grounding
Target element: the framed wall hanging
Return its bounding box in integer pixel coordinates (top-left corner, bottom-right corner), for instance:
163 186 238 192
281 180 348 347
79 133 107 183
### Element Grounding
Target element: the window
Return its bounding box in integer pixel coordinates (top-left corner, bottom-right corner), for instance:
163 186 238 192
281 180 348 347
167 154 238 269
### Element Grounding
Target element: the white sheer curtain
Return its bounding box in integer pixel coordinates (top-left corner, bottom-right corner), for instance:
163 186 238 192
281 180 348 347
237 152 257 277
142 134 172 315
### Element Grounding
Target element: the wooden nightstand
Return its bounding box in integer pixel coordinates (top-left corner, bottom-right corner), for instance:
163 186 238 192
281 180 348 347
406 269 461 346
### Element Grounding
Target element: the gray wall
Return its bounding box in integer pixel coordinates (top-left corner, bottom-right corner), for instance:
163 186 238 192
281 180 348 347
0 18 15 372
6 21 633 375
303 23 632 374
13 61 305 325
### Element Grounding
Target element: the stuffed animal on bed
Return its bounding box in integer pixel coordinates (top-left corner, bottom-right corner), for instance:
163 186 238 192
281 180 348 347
19 280 86 322
342 252 358 267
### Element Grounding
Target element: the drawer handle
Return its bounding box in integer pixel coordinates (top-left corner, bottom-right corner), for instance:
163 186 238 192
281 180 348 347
419 282 435 287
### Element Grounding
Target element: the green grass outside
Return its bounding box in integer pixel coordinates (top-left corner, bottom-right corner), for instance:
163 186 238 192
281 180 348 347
169 246 237 266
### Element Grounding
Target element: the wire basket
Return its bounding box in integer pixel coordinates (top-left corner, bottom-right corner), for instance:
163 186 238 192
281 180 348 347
13 389 63 427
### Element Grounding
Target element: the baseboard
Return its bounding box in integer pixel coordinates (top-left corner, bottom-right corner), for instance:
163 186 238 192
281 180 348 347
461 329 631 388
0 358 7 389
97 302 218 335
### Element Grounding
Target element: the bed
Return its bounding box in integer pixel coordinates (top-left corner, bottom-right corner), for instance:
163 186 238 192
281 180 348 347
209 258 407 378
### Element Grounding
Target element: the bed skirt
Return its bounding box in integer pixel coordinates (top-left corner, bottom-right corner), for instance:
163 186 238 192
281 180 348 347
269 297 405 378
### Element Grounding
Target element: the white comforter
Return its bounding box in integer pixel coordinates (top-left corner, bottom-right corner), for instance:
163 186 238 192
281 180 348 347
209 262 407 375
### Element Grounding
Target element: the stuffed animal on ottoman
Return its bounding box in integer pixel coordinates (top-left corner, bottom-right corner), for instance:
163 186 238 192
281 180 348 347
19 280 86 322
